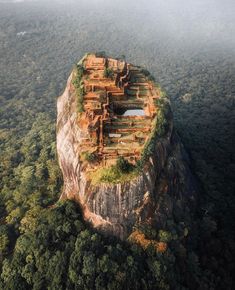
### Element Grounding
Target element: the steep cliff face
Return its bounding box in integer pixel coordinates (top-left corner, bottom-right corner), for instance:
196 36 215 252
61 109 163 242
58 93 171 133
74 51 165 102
57 54 197 239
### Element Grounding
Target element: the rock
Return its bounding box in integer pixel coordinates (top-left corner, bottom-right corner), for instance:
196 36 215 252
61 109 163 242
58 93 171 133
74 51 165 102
56 53 198 239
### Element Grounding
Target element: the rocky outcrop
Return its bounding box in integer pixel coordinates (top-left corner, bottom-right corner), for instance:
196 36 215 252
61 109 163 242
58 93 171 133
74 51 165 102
56 56 198 239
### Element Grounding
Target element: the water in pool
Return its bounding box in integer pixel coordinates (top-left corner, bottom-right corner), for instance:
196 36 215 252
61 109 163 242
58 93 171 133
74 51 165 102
123 109 145 116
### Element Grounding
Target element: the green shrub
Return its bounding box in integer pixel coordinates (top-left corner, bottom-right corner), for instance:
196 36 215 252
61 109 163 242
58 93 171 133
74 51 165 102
155 84 167 98
95 51 106 58
135 224 158 240
104 67 114 79
77 65 84 79
140 69 155 81
72 65 85 113
91 158 137 184
137 104 168 171
158 230 172 243
116 156 132 173
148 75 155 82
140 68 151 77
84 152 97 163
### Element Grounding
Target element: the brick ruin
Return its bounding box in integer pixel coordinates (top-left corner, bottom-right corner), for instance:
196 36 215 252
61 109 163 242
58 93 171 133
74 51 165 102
76 54 160 167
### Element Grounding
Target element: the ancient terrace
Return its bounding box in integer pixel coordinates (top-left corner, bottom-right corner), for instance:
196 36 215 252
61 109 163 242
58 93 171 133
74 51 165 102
75 54 159 167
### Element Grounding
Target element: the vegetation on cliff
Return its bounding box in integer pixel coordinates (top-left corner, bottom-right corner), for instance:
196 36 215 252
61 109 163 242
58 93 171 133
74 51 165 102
103 67 114 79
72 64 85 113
136 100 169 170
90 156 138 185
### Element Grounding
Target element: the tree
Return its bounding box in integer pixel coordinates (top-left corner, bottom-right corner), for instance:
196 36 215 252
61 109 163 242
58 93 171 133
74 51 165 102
116 156 132 173
103 67 114 79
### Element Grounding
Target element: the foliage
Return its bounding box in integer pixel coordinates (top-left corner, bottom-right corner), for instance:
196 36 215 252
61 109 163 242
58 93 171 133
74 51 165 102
72 64 85 112
0 113 62 265
103 67 114 79
129 230 168 253
137 104 168 170
95 51 107 58
158 230 172 243
81 152 98 163
140 68 155 81
0 201 174 290
90 158 138 185
155 84 167 98
116 156 133 173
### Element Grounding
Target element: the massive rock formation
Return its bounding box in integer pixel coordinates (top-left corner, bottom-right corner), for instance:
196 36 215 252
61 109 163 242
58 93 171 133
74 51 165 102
57 53 197 239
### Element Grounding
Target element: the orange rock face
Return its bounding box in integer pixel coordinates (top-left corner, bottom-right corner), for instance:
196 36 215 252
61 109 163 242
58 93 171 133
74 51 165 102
76 54 159 169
